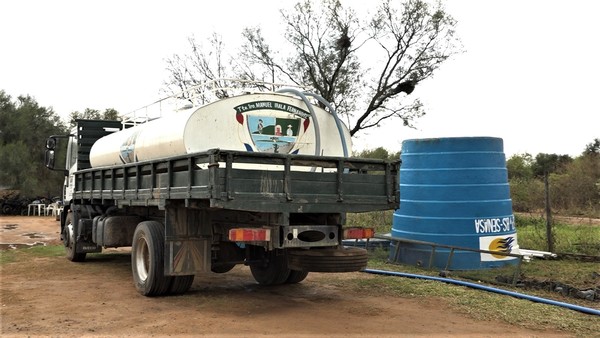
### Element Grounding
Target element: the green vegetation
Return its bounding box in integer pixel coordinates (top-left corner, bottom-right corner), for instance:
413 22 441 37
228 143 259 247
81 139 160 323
0 91 120 199
347 210 394 234
507 146 600 218
516 214 600 256
0 244 64 264
350 255 600 337
0 92 67 197
345 210 599 337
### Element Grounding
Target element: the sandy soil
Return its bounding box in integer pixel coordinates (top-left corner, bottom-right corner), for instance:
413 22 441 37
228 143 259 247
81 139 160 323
1 216 570 337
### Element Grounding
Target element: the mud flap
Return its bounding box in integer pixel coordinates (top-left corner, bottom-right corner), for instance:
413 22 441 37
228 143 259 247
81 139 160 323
164 206 211 276
77 219 101 253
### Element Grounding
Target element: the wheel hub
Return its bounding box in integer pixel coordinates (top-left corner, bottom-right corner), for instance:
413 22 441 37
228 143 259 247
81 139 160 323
63 223 74 248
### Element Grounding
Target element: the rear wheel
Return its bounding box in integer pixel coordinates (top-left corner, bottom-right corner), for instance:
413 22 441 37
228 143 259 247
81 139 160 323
250 249 290 285
285 270 309 284
131 221 172 296
64 213 86 262
211 263 236 274
168 275 194 295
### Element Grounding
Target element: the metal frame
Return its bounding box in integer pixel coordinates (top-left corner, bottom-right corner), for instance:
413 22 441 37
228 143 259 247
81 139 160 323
377 234 524 286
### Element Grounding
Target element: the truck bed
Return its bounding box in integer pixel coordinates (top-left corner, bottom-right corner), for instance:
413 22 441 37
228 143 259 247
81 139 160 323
73 149 399 213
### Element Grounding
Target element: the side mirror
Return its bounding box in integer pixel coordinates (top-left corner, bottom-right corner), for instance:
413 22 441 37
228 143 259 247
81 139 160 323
46 137 57 150
45 149 55 169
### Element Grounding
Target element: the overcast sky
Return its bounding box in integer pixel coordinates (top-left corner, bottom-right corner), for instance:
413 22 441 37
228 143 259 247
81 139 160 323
2 0 598 158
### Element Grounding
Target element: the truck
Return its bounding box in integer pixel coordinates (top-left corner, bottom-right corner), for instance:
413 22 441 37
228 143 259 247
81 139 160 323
44 80 399 296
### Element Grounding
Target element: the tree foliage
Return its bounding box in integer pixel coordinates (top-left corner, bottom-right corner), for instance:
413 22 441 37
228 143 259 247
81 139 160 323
583 138 600 156
0 91 68 197
163 0 461 137
507 144 600 216
353 147 399 161
69 108 120 127
531 153 572 178
506 153 534 180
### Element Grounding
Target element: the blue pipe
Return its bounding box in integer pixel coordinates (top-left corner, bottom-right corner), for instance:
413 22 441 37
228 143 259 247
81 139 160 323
363 268 600 316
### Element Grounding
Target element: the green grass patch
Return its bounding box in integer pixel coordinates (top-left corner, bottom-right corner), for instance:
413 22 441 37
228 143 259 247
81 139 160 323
515 214 600 255
358 256 600 336
0 245 65 265
346 210 394 234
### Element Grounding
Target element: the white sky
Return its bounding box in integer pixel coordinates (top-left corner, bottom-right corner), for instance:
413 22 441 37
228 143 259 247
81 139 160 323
1 0 598 158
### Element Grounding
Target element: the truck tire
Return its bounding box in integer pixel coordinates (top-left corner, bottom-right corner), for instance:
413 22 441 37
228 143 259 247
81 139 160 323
285 270 309 284
287 247 368 272
131 221 173 296
211 263 236 274
64 213 86 262
250 249 291 285
168 275 194 295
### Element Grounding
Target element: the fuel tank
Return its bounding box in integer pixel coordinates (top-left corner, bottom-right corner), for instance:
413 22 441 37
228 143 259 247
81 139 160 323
89 92 351 168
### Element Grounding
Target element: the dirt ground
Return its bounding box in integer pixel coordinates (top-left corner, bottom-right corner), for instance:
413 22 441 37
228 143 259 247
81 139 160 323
1 216 571 337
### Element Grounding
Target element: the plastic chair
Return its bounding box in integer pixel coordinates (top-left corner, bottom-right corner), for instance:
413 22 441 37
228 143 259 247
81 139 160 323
28 203 46 216
46 203 58 217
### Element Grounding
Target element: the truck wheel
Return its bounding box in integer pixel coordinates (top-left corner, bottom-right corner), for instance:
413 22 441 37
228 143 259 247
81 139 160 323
64 213 86 262
250 250 291 285
287 247 368 272
211 263 236 274
131 221 172 296
285 270 309 284
168 275 194 295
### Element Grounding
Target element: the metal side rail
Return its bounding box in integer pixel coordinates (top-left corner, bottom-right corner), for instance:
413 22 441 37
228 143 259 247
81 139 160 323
375 234 526 286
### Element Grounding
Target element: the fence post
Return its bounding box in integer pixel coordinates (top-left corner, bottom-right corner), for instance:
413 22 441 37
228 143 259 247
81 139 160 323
544 172 554 252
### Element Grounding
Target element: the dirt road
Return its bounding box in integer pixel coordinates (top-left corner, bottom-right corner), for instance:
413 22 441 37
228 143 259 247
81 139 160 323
1 216 569 337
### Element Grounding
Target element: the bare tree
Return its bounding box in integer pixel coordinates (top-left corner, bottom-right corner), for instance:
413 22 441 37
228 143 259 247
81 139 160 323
355 0 459 136
163 33 233 104
164 0 461 136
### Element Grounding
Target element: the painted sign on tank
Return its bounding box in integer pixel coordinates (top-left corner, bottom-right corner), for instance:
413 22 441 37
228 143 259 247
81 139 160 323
234 100 311 154
479 233 520 261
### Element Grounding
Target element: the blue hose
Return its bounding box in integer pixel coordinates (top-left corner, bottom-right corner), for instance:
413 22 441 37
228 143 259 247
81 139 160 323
363 268 600 316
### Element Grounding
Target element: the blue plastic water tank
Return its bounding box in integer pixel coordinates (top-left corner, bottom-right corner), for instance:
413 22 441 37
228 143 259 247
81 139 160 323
390 137 520 270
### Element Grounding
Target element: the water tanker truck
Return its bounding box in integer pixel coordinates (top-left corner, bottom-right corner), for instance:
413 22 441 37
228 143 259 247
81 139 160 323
45 80 399 296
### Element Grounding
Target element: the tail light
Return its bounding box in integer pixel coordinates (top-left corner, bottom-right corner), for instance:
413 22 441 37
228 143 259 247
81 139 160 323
343 227 375 240
228 228 271 242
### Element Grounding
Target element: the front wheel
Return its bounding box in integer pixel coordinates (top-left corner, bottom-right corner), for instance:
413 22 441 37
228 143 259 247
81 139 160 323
63 213 86 262
131 221 173 296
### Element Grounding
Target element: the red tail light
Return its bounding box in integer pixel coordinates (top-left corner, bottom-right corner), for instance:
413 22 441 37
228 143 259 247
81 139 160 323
343 227 375 240
228 228 271 242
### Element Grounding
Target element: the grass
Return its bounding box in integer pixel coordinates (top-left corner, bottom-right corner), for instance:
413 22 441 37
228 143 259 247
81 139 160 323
357 254 600 337
346 210 394 234
515 214 600 255
0 244 64 264
345 211 600 336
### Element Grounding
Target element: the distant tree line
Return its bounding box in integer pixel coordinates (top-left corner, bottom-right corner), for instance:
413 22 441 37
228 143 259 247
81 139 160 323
354 142 600 217
507 140 600 217
0 91 119 199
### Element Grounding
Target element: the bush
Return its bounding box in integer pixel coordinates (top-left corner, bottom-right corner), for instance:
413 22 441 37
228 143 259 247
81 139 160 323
509 178 544 212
